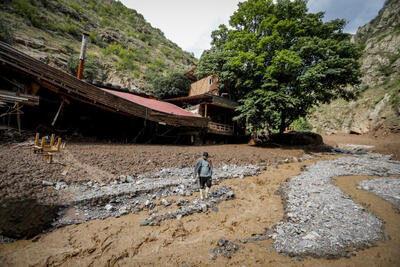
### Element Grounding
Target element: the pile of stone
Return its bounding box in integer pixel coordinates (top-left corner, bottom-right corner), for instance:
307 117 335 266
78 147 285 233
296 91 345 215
358 178 400 211
209 239 241 259
140 186 235 226
272 153 400 258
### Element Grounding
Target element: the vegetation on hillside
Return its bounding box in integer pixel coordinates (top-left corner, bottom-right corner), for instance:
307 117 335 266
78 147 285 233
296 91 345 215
0 0 196 92
196 0 362 133
309 0 400 134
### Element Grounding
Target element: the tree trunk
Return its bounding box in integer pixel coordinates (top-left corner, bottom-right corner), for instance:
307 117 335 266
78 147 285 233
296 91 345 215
279 111 286 134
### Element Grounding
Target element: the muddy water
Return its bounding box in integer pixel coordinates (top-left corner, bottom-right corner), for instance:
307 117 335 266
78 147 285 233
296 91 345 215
0 157 399 266
334 175 400 266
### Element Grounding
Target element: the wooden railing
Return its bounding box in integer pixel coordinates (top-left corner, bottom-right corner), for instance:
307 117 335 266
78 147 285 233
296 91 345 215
207 121 234 136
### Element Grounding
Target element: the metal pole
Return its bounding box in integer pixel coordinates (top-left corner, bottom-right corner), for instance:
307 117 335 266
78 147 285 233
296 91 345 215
77 33 89 80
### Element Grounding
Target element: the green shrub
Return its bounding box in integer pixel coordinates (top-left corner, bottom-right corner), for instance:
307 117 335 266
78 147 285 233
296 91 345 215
12 0 44 28
66 1 82 13
88 31 105 48
390 89 400 112
161 47 171 57
154 58 165 69
290 117 313 132
0 16 14 44
360 84 370 92
104 42 142 72
151 71 191 99
100 17 112 27
64 42 75 54
68 53 101 81
378 63 394 77
138 33 151 43
64 23 79 38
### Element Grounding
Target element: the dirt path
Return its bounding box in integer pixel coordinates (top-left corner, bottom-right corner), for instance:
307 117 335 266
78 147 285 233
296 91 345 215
63 150 114 184
1 156 399 266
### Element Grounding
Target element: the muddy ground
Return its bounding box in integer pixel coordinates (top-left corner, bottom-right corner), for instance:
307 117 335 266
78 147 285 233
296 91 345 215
0 142 305 204
0 133 399 266
1 156 399 266
322 132 400 160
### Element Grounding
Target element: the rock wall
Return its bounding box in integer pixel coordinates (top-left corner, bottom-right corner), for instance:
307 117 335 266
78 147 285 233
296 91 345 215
309 0 400 134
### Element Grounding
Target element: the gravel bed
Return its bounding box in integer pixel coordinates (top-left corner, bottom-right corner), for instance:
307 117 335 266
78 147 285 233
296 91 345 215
141 186 235 226
358 178 400 211
55 164 260 226
272 153 400 258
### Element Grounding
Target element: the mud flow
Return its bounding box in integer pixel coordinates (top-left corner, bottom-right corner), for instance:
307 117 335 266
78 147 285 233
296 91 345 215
0 198 59 239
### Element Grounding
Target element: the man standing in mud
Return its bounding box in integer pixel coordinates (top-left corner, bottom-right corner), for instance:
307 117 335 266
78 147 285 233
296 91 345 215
193 152 213 200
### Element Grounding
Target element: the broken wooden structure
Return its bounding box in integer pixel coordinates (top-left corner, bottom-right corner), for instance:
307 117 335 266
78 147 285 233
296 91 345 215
167 73 240 137
33 133 62 163
0 42 208 143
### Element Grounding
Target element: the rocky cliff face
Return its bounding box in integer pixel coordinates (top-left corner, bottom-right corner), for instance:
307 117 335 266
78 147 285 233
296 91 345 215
0 0 196 91
309 0 400 135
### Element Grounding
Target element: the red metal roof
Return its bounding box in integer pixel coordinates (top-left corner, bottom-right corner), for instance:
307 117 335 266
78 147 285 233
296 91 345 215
102 89 200 118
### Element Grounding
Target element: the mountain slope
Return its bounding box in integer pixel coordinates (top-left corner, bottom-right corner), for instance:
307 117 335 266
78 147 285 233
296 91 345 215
308 0 400 134
0 0 196 91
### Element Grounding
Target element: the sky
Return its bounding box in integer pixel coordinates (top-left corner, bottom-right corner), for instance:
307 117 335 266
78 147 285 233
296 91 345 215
120 0 386 58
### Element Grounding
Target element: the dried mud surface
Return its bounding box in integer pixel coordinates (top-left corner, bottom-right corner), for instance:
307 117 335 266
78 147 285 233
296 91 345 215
0 143 304 203
323 133 400 160
66 143 305 179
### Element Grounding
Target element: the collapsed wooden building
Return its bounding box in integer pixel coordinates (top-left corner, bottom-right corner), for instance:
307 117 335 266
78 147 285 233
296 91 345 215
0 42 243 143
166 69 241 137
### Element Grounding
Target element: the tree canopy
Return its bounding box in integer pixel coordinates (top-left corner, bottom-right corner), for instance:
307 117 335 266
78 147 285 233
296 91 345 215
196 0 362 133
151 71 191 99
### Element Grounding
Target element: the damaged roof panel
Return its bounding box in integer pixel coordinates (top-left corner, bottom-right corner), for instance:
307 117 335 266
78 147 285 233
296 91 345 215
102 89 200 118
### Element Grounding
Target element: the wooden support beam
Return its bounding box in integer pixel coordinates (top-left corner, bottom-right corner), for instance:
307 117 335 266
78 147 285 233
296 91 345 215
51 100 64 126
16 103 21 134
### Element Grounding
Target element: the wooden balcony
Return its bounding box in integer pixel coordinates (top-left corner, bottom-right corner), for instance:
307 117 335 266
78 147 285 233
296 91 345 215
207 121 234 136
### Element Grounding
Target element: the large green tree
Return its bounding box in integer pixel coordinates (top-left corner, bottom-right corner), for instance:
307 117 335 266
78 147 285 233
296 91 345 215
196 0 362 133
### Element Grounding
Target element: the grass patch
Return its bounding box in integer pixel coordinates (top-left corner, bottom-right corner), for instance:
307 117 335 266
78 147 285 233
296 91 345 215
12 0 44 28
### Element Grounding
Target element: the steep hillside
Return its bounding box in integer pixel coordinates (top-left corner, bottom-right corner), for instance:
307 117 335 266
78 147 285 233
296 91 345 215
308 0 400 134
0 0 196 92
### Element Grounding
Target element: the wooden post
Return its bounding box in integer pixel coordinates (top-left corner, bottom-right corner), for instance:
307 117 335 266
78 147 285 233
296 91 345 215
50 134 55 147
41 137 46 148
55 138 61 151
204 103 207 118
35 133 40 146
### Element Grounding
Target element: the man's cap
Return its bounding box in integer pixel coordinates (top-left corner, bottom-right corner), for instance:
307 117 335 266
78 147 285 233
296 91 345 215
203 152 209 157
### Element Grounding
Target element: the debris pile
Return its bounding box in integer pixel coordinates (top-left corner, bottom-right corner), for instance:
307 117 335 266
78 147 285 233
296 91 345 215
140 186 235 226
358 178 400 211
209 239 241 259
272 153 400 258
55 166 254 227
